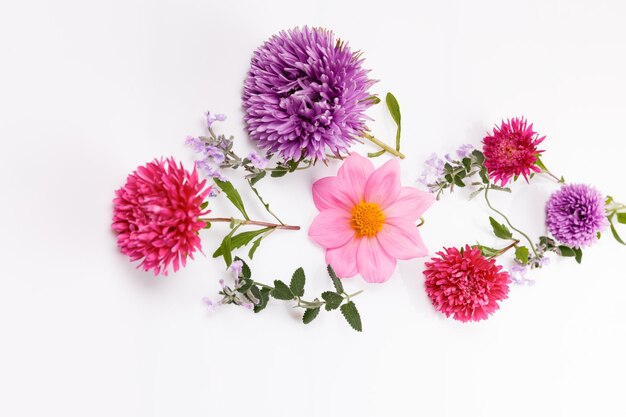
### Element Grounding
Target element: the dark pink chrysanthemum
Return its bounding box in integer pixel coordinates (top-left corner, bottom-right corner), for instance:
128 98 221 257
482 117 545 186
112 158 211 276
423 245 510 322
243 26 376 162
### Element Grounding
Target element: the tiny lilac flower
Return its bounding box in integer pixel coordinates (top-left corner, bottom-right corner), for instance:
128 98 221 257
241 302 254 310
204 146 225 164
509 263 534 286
202 297 222 311
247 151 269 169
195 160 226 181
185 136 206 153
456 144 474 159
230 260 243 283
205 111 226 129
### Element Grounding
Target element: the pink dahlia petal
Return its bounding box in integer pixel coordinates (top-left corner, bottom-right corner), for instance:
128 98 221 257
312 177 358 212
308 209 354 249
326 238 360 278
337 153 375 200
356 238 397 283
384 187 435 221
364 158 401 209
377 217 428 260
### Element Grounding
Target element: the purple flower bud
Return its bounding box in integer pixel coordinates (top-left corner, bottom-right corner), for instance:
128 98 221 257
247 151 269 169
205 111 227 129
230 260 243 277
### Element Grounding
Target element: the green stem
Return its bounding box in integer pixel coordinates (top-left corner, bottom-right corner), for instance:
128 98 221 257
362 133 405 159
200 217 300 231
483 186 538 257
487 239 520 259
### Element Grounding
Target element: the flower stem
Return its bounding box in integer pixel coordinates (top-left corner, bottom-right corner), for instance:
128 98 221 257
483 186 538 257
487 239 521 259
246 179 284 225
362 133 405 159
201 217 300 231
250 281 363 310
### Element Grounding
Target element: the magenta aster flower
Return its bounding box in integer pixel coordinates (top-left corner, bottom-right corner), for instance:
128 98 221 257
423 245 511 322
546 183 608 248
243 26 376 162
112 158 211 275
308 153 434 283
482 117 544 185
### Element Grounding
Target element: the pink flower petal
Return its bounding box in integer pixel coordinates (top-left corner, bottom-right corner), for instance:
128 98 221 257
364 158 401 209
312 177 358 212
337 153 374 200
308 209 354 249
377 217 428 260
384 187 435 221
356 237 397 283
326 238 359 278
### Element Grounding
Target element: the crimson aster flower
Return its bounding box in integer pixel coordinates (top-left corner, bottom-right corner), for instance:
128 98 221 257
243 26 376 162
546 183 608 248
482 117 544 186
308 153 434 283
423 245 511 322
112 157 211 275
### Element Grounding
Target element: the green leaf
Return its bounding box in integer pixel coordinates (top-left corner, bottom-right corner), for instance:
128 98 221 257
617 213 626 224
249 171 266 186
271 280 294 300
221 233 233 266
479 166 489 184
213 179 250 220
474 244 500 258
558 245 576 257
573 247 583 264
238 278 254 293
489 184 512 193
247 285 262 304
535 155 548 172
489 217 513 240
213 228 270 258
385 92 402 151
453 176 465 187
253 288 271 313
340 302 362 332
327 265 344 293
472 149 485 164
234 256 251 279
302 307 320 324
270 169 288 178
515 246 530 264
367 150 385 158
321 291 343 311
610 222 626 245
289 267 306 297
462 157 472 173
287 160 300 172
200 201 209 210
248 237 263 259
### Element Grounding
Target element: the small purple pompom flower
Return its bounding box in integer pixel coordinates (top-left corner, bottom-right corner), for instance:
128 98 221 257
546 184 608 248
243 26 376 162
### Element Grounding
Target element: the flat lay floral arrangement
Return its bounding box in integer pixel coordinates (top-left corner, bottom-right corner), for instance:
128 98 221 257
112 26 626 332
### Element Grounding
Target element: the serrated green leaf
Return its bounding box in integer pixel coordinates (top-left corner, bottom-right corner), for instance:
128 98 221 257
321 291 343 311
290 267 305 297
340 302 362 332
385 92 401 151
573 247 583 264
610 222 626 245
234 256 251 279
287 160 299 172
462 157 472 173
213 228 270 258
489 217 513 240
302 307 320 324
213 178 249 220
249 171 266 186
248 237 263 259
558 245 576 257
515 246 529 264
617 213 626 224
472 149 485 164
327 265 344 293
271 280 294 300
253 288 271 313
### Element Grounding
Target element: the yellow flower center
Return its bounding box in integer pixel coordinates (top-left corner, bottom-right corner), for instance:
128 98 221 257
350 202 385 237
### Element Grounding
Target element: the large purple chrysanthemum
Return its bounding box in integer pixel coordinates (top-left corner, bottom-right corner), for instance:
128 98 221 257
243 26 376 161
546 184 608 248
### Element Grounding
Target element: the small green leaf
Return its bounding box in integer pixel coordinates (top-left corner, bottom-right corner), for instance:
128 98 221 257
234 256 251 279
489 184 512 193
271 280 294 300
489 217 513 240
340 302 362 332
213 179 250 220
535 155 548 172
270 169 288 178
385 92 402 151
249 171 266 186
248 237 263 259
221 233 233 266
479 166 489 184
212 228 270 258
367 150 385 158
200 201 209 210
327 265 344 293
558 245 576 257
573 247 583 264
287 160 300 172
515 246 530 264
597 232 602 239
453 176 465 187
617 213 626 224
472 149 485 164
253 288 271 313
289 267 306 297
610 222 626 245
321 291 343 311
462 157 472 173
302 307 320 324
474 244 500 258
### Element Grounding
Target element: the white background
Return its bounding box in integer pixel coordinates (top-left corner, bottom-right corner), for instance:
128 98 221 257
1 0 625 416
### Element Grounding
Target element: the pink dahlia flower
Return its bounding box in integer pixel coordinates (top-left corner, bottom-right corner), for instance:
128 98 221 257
112 158 211 276
308 153 434 283
423 245 510 322
482 117 544 186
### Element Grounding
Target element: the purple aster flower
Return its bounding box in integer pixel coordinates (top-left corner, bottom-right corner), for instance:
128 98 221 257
247 151 269 169
546 184 608 248
205 111 226 129
243 26 376 162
